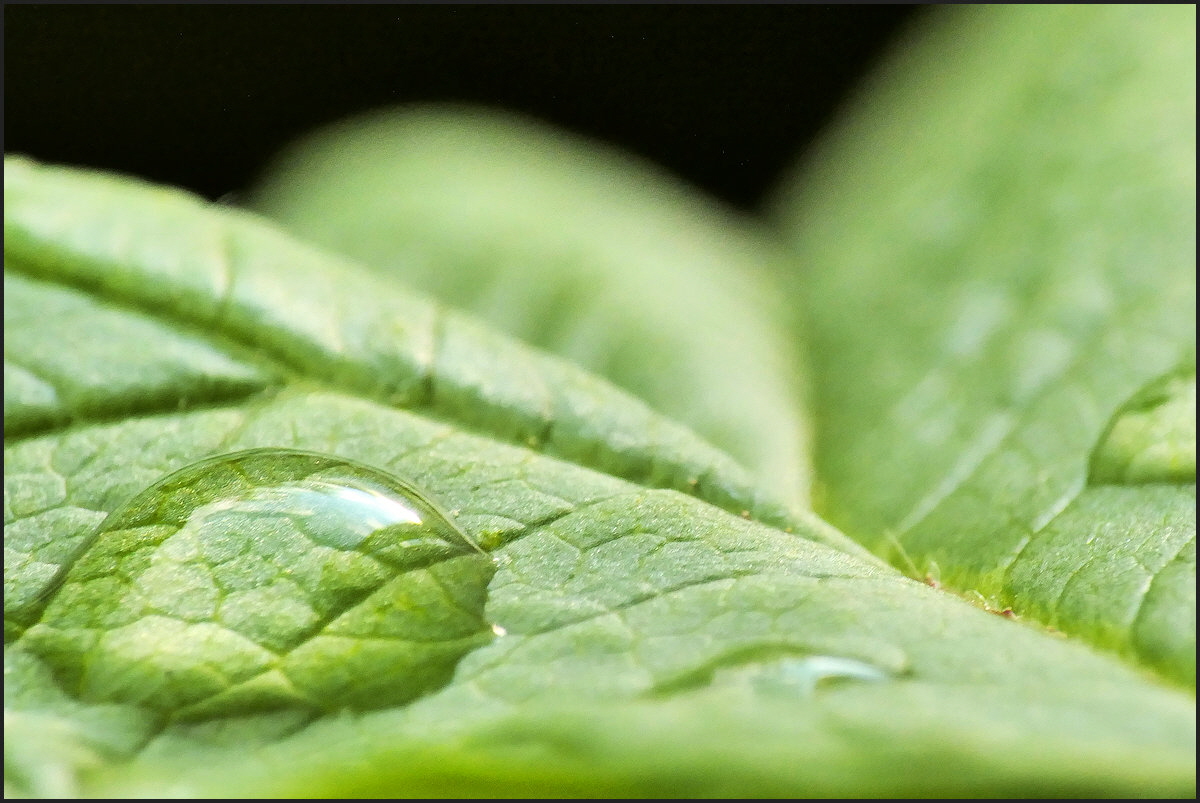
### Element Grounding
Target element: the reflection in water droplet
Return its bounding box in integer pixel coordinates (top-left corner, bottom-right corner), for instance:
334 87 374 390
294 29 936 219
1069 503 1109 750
1090 370 1196 485
22 449 496 718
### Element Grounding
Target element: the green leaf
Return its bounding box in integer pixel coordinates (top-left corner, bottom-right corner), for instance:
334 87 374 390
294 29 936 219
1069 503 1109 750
4 154 830 545
770 4 1196 686
6 399 1196 797
3 157 1195 798
245 106 814 507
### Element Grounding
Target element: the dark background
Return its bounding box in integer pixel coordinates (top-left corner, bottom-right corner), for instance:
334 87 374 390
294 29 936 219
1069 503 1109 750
4 5 920 211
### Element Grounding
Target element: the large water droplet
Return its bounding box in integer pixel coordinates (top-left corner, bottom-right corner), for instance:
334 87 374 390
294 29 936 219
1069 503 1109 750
21 449 495 719
1090 370 1196 485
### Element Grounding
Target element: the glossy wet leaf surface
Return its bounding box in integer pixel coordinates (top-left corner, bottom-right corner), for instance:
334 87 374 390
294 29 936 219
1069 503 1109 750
4 4 1196 798
5 394 1195 798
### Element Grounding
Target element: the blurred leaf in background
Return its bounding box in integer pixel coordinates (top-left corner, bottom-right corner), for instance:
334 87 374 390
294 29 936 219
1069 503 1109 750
247 107 815 509
770 3 1195 687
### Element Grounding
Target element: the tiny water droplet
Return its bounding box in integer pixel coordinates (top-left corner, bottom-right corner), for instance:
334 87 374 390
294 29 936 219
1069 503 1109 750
491 623 508 637
22 449 497 718
1090 370 1196 484
761 655 891 693
710 653 896 697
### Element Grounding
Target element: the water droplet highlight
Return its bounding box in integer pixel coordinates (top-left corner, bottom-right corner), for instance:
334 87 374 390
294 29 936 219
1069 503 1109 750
21 449 496 718
1090 370 1196 485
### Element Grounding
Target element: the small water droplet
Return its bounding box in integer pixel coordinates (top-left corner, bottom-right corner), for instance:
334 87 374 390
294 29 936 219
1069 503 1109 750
707 653 897 697
22 449 496 718
1090 370 1196 484
753 655 891 695
491 623 508 637
661 645 902 698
